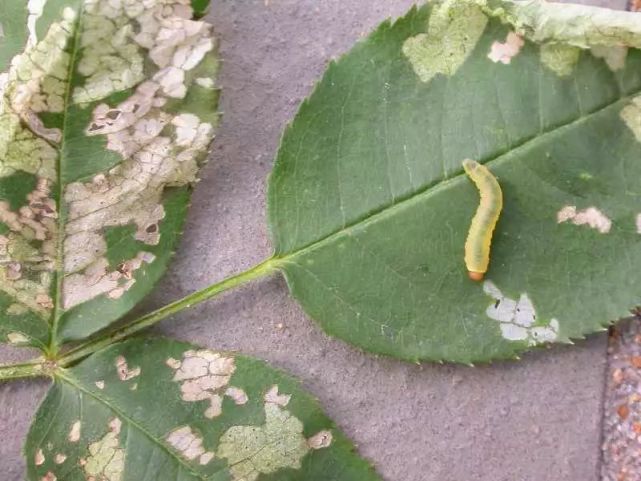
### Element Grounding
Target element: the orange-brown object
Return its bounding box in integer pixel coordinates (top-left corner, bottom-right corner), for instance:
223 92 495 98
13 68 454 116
618 404 630 420
468 271 484 281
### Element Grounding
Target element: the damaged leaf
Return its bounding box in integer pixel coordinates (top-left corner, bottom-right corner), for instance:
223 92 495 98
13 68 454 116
25 338 381 481
0 0 220 347
267 0 641 362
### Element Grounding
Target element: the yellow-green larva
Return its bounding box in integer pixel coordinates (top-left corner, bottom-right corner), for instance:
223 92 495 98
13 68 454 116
462 159 503 281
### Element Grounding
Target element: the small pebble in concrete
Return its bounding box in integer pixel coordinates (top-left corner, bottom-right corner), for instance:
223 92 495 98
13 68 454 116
602 318 641 481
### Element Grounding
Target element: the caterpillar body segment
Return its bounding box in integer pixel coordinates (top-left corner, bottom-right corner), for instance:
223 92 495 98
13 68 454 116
462 159 503 281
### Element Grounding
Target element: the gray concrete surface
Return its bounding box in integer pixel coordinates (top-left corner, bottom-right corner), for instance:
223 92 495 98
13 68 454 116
1 1 629 480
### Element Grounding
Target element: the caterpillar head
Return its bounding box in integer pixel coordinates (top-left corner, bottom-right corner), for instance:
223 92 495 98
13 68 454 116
462 159 479 175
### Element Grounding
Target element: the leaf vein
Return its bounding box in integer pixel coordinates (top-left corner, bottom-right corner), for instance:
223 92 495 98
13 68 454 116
51 2 86 347
279 86 641 262
57 371 213 481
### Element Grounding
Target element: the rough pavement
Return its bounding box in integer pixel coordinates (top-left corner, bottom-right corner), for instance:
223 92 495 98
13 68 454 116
602 319 641 481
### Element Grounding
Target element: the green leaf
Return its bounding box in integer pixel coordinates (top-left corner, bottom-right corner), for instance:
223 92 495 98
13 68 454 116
0 0 220 348
190 0 211 18
267 0 641 363
0 2 28 71
25 338 380 481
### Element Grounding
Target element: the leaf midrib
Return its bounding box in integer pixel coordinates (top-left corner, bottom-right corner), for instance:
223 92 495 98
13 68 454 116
276 87 641 263
51 2 85 349
58 370 213 481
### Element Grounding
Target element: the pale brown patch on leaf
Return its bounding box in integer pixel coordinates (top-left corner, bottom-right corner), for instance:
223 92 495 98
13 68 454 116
36 293 54 309
0 179 57 318
63 252 155 309
166 357 181 369
199 452 215 465
68 420 81 442
488 32 524 64
57 0 216 311
307 430 333 449
217 399 309 481
165 425 215 464
540 43 580 77
195 77 215 89
225 387 248 405
116 356 141 381
7 332 30 344
74 0 213 103
264 385 291 407
591 46 628 71
557 205 612 233
35 448 45 466
402 1 488 83
622 96 641 143
167 349 236 419
83 418 124 481
7 303 28 316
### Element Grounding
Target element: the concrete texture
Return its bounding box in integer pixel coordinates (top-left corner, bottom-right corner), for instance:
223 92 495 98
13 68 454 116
601 319 641 481
0 1 629 480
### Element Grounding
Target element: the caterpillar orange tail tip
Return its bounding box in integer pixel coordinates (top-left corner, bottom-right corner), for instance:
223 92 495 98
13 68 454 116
462 159 503 282
468 271 484 281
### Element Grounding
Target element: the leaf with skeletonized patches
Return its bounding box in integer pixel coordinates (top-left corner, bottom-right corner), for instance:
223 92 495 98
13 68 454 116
25 338 380 481
0 0 219 348
267 0 641 363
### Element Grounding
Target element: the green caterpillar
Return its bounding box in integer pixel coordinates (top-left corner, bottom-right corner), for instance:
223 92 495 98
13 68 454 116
462 159 503 281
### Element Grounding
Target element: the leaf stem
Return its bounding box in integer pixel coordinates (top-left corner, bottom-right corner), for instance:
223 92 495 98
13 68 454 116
58 258 279 366
0 359 49 382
